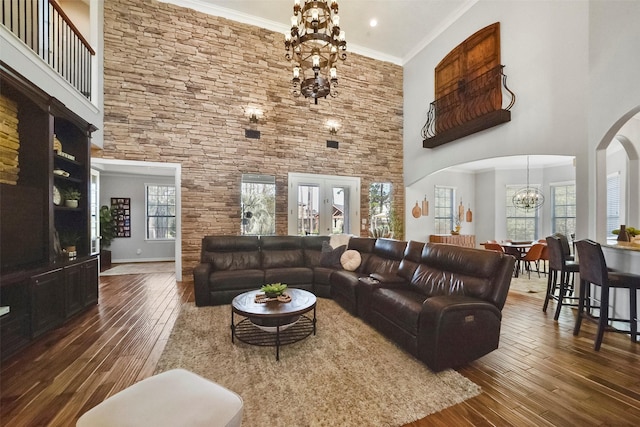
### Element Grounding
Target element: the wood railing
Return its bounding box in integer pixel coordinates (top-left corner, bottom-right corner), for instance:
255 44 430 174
1 0 95 99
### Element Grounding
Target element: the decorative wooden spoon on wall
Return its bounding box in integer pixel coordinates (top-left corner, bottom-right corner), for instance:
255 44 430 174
412 202 422 218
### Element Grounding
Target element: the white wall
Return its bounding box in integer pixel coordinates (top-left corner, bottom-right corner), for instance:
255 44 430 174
404 0 640 244
100 174 176 263
405 169 476 242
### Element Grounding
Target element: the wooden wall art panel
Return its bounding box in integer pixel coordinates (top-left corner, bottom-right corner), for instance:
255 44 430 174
422 22 516 148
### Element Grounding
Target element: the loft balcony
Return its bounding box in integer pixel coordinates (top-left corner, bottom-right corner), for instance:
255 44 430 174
422 65 516 149
1 0 95 99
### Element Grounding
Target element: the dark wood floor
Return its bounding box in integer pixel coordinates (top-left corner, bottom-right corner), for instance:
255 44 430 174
1 270 639 426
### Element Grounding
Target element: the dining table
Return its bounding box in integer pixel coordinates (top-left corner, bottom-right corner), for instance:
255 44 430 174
481 241 537 278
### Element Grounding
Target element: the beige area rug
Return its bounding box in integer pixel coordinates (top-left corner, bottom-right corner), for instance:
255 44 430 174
100 262 175 276
508 273 548 297
156 299 481 427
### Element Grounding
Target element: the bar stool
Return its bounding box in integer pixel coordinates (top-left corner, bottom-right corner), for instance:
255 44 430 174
573 239 640 350
543 235 580 320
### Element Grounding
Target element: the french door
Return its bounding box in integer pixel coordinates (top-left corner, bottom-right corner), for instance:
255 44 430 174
288 173 360 236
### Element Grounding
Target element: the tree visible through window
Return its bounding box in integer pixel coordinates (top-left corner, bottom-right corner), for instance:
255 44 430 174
552 183 576 237
434 186 454 234
241 174 276 235
369 182 392 237
506 185 538 241
146 184 176 240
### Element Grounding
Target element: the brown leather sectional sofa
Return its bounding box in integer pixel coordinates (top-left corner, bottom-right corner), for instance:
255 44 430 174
193 235 515 371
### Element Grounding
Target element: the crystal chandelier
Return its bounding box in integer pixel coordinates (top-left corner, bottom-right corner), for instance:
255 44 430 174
512 156 545 211
284 0 347 104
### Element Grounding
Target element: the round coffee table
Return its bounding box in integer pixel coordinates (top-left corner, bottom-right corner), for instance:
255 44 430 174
231 288 317 360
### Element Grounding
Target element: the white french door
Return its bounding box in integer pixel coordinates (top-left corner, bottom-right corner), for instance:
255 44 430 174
288 173 360 236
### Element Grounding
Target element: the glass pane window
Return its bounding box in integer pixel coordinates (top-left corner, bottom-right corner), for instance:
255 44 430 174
552 183 576 238
506 185 538 241
241 174 276 235
434 186 454 234
607 173 620 238
297 184 320 235
369 182 392 237
146 184 176 240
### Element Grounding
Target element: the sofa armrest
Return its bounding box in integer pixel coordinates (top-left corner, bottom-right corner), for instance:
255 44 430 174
193 263 212 306
357 275 409 321
418 295 502 371
370 273 406 285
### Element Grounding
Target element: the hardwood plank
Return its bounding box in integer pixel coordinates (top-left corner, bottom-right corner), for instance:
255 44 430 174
1 271 640 426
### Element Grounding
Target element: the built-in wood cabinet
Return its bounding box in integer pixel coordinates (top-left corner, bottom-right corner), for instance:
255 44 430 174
0 65 98 360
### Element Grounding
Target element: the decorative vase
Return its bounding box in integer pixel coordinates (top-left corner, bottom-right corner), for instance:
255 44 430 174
617 225 630 242
65 199 78 208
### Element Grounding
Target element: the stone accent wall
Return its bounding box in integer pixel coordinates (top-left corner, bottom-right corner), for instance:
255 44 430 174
99 0 404 278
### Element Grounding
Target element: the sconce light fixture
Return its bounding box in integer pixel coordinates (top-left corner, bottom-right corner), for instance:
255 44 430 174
326 119 340 135
245 108 263 124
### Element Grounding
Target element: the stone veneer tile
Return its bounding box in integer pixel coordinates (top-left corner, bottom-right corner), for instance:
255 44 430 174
100 0 405 277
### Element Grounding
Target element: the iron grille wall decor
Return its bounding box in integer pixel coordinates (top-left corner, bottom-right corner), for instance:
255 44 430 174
421 23 516 149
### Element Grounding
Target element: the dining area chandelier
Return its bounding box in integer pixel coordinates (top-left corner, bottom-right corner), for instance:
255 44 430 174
284 0 347 104
512 156 545 211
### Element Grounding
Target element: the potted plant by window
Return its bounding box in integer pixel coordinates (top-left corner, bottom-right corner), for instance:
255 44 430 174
100 205 117 269
63 187 82 208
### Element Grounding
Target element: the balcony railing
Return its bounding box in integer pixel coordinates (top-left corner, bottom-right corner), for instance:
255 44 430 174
421 65 516 148
1 0 95 99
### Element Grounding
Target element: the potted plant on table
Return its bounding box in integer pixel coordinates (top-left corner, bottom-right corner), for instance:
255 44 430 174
261 283 288 298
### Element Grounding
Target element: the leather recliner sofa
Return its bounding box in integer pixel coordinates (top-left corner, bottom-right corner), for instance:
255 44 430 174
193 235 515 371
193 235 331 306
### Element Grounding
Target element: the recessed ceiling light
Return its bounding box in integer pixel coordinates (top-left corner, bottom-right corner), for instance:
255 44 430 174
369 18 378 28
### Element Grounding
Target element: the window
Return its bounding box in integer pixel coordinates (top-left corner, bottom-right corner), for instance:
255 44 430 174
146 184 176 239
434 186 455 234
505 185 538 241
369 182 392 237
551 183 576 237
241 174 276 235
607 173 620 238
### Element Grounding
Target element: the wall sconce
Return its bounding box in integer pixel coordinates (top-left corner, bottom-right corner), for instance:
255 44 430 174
244 107 263 124
325 119 340 135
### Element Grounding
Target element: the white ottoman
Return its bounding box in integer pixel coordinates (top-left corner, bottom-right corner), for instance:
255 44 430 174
77 369 243 427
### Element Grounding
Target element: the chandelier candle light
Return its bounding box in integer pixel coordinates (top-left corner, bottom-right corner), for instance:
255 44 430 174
285 0 347 104
512 156 545 211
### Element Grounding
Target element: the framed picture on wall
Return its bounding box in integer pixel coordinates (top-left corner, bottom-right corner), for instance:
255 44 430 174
111 197 131 238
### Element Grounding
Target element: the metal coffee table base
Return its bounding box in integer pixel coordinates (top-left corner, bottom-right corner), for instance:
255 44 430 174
231 309 316 360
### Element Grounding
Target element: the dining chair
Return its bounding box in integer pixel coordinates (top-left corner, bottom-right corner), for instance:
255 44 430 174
483 242 504 252
573 239 640 350
521 242 545 279
538 239 549 275
543 235 580 320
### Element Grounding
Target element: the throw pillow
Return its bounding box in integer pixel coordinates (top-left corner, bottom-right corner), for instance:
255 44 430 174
340 249 361 271
320 242 346 268
329 234 352 249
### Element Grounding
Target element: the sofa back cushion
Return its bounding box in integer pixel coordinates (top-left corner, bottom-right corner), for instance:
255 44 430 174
398 240 425 281
347 237 376 273
302 235 331 267
410 243 512 307
260 236 304 268
201 236 261 271
364 238 407 274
